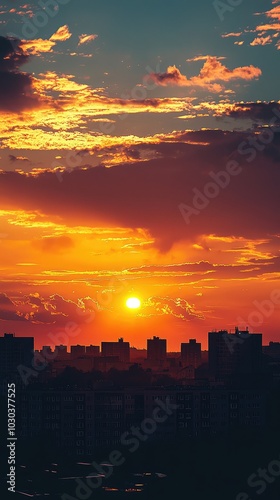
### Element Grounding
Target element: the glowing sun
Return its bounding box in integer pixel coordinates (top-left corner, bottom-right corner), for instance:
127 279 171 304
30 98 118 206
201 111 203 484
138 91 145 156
126 297 141 309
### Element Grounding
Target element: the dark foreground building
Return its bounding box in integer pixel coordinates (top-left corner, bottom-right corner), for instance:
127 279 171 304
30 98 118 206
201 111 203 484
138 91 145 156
18 385 265 456
0 333 34 394
208 328 263 379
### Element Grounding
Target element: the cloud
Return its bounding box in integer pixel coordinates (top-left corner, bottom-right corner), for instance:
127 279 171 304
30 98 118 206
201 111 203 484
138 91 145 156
0 67 193 147
20 25 72 56
125 255 279 282
0 36 40 111
254 5 280 45
9 155 29 162
127 261 214 275
149 57 261 93
250 35 272 47
50 25 72 42
265 4 280 20
32 236 74 253
186 55 226 62
223 6 280 49
0 71 38 112
0 291 203 328
78 34 98 45
0 129 280 251
20 38 57 56
250 36 272 46
223 101 280 124
0 36 28 71
0 293 26 322
256 23 280 32
0 292 99 326
221 32 243 38
141 296 203 321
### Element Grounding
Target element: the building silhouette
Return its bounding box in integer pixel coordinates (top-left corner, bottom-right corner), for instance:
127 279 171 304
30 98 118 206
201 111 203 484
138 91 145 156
18 386 265 455
263 341 280 360
208 328 263 379
0 333 34 393
54 345 68 360
101 338 130 363
71 345 86 358
85 345 100 357
0 330 272 459
147 336 167 363
181 339 202 368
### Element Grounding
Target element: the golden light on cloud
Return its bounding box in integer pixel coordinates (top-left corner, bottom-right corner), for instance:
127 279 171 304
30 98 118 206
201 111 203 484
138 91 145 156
126 297 141 309
78 34 98 45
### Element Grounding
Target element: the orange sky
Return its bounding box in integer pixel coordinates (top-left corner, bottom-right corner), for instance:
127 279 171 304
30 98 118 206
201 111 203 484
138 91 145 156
1 203 280 350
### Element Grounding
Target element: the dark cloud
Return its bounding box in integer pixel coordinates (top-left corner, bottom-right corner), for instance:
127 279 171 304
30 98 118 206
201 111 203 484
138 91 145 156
126 256 280 282
0 35 39 111
0 130 280 251
225 101 280 125
0 36 28 71
0 293 98 326
9 155 30 162
0 293 26 322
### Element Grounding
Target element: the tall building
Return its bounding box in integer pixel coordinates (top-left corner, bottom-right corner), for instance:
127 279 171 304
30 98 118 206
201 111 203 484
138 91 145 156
181 339 202 368
208 328 262 378
147 336 167 362
0 333 34 391
101 338 130 363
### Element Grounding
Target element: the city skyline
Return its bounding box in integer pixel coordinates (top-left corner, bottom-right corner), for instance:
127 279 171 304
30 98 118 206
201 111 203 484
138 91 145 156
1 3 280 498
1 321 278 499
0 1 280 351
0 328 268 387
2 326 274 353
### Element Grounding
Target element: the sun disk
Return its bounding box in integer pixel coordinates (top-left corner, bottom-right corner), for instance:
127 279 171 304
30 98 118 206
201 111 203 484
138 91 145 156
126 297 141 309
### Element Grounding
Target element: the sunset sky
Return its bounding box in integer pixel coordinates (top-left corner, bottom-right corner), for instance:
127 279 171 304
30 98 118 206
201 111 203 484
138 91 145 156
0 0 280 350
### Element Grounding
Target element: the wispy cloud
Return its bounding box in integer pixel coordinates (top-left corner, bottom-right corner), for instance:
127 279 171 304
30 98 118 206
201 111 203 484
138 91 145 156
78 34 98 45
221 32 243 38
